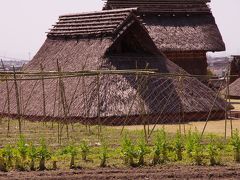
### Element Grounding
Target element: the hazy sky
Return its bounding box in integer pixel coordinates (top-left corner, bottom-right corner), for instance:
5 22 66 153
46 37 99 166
0 0 239 60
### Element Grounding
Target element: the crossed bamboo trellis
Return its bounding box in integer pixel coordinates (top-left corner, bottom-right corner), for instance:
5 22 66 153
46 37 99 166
0 59 236 143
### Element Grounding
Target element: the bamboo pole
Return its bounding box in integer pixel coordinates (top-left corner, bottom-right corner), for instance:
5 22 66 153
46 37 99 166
57 60 69 140
1 60 11 136
13 66 22 135
201 74 227 138
120 72 146 134
40 64 46 118
148 81 177 139
225 72 228 139
96 74 101 138
226 64 233 137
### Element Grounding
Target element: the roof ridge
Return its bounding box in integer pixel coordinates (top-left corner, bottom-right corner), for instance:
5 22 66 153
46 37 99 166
60 8 138 18
48 8 142 39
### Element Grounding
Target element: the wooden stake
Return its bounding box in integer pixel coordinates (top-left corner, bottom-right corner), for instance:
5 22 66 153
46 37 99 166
96 74 101 138
201 74 227 138
40 64 46 118
13 66 22 135
1 60 11 136
57 60 69 140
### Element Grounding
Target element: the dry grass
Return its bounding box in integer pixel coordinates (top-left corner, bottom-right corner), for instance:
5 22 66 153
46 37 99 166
118 118 240 137
230 99 240 111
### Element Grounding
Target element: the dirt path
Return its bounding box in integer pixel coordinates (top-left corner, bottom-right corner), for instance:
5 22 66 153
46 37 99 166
1 165 240 180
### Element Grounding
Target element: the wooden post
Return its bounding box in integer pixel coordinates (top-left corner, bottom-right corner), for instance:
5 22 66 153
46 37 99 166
57 60 69 140
1 60 11 136
13 66 22 135
201 74 227 138
226 65 233 137
96 74 101 138
40 64 46 119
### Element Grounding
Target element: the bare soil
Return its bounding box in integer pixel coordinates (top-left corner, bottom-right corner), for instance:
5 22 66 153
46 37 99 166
1 165 240 180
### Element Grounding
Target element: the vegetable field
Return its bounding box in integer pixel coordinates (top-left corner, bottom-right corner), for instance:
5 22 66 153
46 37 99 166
1 118 240 173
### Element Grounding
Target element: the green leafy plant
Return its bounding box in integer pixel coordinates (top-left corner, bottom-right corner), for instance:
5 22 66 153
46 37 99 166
185 130 195 158
207 134 222 166
99 140 109 167
190 131 204 165
152 129 168 165
50 155 58 170
0 150 7 172
173 130 184 161
37 138 51 170
80 140 90 162
2 145 14 169
62 145 78 169
27 143 38 171
15 135 28 171
120 135 137 167
136 135 150 166
230 129 240 162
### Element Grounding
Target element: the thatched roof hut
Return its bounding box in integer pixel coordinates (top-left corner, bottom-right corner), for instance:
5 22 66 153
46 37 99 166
228 78 240 99
230 55 240 83
103 0 225 75
0 8 227 125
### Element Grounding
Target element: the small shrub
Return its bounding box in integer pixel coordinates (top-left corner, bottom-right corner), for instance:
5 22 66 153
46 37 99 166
27 143 38 171
15 135 28 170
37 138 51 171
230 129 240 162
152 129 169 165
190 132 204 165
62 145 78 169
136 135 150 166
185 130 195 158
51 155 58 170
120 135 137 167
99 140 109 168
0 150 7 172
80 140 90 162
2 145 14 169
173 130 184 161
207 135 222 166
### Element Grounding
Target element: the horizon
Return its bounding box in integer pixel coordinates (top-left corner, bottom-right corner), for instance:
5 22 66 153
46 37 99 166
0 0 239 60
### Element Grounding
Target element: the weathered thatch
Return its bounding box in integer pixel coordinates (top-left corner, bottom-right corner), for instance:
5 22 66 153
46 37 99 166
103 0 225 52
230 55 240 83
0 9 228 125
103 0 225 75
228 78 240 99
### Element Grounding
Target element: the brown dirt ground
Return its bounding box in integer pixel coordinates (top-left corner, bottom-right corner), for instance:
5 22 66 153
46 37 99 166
1 165 240 180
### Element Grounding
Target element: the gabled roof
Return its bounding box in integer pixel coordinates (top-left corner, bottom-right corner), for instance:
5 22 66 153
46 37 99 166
104 0 211 14
103 0 225 52
48 8 140 39
144 14 225 52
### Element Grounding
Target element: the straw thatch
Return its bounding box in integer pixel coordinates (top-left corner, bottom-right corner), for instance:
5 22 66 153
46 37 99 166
0 9 228 125
103 0 225 52
228 78 240 99
230 55 240 83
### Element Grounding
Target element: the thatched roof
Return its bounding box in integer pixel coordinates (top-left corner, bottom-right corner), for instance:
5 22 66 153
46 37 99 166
48 8 139 38
104 0 211 14
0 9 228 124
228 78 240 99
103 0 225 52
230 55 240 83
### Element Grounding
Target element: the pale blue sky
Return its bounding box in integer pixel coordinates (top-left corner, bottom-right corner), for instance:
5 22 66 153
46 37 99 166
0 0 239 60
